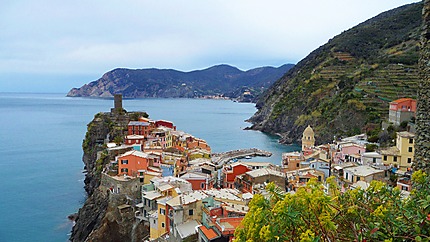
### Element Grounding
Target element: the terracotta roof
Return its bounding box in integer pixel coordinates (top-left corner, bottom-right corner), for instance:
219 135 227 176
199 225 219 240
390 98 415 104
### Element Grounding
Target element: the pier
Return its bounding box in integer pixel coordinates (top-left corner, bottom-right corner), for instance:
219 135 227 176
211 148 272 168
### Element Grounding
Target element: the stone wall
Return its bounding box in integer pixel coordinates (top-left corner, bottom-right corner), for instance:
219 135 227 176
416 0 430 173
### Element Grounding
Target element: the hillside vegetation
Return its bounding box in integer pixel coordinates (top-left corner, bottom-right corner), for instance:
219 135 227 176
249 2 422 144
234 172 430 241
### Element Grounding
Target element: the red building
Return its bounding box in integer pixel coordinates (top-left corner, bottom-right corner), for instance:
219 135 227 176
222 163 250 189
155 120 176 130
180 172 213 190
128 120 154 136
117 150 160 177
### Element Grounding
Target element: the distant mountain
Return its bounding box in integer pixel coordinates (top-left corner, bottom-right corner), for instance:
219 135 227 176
67 64 294 102
249 2 422 144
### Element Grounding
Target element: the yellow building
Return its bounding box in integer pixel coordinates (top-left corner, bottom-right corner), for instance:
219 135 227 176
380 131 415 170
302 125 315 151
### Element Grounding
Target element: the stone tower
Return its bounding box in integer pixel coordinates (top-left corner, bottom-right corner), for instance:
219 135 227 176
302 125 315 151
415 0 430 173
114 94 123 110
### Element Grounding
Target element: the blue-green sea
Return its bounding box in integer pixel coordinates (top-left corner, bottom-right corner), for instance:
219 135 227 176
0 93 299 242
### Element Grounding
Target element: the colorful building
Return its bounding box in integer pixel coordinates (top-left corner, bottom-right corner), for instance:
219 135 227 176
282 151 304 171
380 131 415 170
128 120 154 136
180 171 213 190
222 163 251 189
389 98 417 126
117 150 160 177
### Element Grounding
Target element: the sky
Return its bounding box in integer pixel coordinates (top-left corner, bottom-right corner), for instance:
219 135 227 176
0 0 420 92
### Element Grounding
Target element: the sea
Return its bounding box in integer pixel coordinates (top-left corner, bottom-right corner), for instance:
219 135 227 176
0 92 299 242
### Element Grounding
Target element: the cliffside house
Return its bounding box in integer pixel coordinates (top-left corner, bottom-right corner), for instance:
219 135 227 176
117 150 160 177
388 98 417 126
128 119 154 136
379 131 415 170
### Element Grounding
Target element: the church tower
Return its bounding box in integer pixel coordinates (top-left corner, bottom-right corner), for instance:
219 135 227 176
302 125 315 151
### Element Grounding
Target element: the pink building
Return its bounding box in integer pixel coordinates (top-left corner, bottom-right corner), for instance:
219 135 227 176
334 143 365 164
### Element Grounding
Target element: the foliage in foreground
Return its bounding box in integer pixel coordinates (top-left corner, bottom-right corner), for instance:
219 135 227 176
234 171 430 242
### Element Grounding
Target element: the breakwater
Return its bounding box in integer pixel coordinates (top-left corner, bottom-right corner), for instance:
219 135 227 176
211 148 272 168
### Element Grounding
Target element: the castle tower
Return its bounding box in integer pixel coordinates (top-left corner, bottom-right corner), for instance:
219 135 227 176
302 125 315 151
114 94 123 110
111 94 123 113
415 0 430 172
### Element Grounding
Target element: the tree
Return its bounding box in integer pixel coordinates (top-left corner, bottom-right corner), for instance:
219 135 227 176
234 173 430 241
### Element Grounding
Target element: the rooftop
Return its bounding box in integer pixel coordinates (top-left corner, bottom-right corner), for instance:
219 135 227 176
246 168 285 178
397 131 415 138
198 225 219 240
119 150 158 159
204 189 242 202
128 121 150 126
379 147 400 156
176 220 200 239
344 165 383 177
143 191 163 200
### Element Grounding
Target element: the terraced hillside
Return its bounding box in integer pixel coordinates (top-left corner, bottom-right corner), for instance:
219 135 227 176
249 2 422 144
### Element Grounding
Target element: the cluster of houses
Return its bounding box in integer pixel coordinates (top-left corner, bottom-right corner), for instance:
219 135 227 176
99 96 418 242
282 97 417 193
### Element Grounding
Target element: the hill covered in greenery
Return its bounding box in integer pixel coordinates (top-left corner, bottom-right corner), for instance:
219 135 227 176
249 2 422 144
67 64 293 102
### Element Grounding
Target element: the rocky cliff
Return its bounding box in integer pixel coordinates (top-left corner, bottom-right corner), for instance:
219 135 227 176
70 111 149 242
249 2 422 144
67 64 293 102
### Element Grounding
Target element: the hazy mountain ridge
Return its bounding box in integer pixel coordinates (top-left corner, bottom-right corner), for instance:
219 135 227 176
67 64 294 102
249 2 422 144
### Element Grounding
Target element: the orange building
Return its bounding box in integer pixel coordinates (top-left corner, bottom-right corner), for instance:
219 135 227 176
117 150 160 177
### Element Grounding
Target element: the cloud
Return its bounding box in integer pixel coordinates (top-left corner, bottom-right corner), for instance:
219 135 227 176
0 0 420 81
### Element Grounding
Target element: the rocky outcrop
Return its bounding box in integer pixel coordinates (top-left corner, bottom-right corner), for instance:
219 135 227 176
416 0 430 173
70 111 149 242
249 2 422 144
67 64 294 102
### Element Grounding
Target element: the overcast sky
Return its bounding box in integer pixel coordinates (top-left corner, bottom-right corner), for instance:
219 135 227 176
0 0 420 92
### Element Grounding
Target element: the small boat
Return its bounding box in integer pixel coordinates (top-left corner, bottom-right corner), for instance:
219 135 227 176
245 156 251 159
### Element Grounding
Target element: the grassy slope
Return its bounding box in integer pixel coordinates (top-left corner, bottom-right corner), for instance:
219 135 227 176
251 2 422 144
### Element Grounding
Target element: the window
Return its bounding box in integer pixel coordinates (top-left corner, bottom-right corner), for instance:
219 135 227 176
408 147 413 152
408 158 412 163
121 168 128 173
160 208 165 215
393 156 397 162
357 176 361 181
409 138 413 144
121 160 128 164
373 158 376 163
162 222 165 228
189 209 193 216
296 163 300 168
200 183 205 189
383 156 387 161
